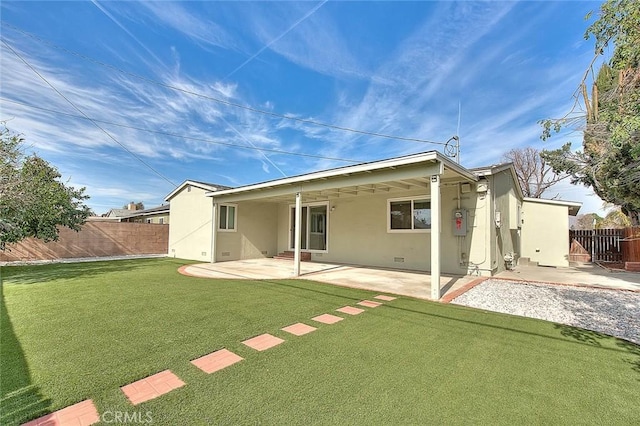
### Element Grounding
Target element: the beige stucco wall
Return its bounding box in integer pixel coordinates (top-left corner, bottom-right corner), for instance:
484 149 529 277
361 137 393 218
216 201 278 261
168 185 213 261
491 171 522 273
269 185 494 275
521 200 570 267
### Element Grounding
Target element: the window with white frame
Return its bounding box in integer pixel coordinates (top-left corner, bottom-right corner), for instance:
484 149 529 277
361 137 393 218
218 204 237 231
388 197 431 232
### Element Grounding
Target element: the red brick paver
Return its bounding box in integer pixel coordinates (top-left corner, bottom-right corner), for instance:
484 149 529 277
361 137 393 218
191 349 243 374
121 370 185 405
357 300 382 308
374 295 396 301
311 313 344 324
22 399 99 426
242 333 285 351
281 322 317 336
440 277 488 303
336 306 365 315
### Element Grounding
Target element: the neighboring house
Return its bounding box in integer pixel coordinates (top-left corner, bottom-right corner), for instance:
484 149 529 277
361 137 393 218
120 205 171 224
166 151 580 299
104 208 136 220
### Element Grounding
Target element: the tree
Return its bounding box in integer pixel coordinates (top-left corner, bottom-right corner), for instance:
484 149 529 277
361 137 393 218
502 147 566 198
539 0 640 225
599 207 631 228
573 213 603 230
0 126 91 248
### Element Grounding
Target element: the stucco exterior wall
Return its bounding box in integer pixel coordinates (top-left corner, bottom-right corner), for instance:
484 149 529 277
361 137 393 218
491 171 522 273
521 200 570 267
168 185 213 261
269 185 494 275
216 201 278 261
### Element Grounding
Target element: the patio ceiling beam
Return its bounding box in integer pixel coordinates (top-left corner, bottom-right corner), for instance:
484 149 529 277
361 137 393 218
213 162 442 203
401 178 429 188
382 181 412 190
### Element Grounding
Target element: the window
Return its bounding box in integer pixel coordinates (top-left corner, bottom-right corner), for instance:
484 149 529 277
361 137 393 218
145 218 152 224
158 218 164 224
388 197 431 232
218 204 237 231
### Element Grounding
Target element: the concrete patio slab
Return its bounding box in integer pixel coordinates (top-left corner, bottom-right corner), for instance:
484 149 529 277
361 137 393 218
242 333 285 351
22 399 99 426
121 370 185 405
179 259 476 300
191 349 243 374
497 263 640 292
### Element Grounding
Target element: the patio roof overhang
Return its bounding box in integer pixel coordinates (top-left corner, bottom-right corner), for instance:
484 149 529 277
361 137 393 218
206 151 478 203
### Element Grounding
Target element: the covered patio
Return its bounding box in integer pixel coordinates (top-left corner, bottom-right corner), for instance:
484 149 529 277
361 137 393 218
179 258 481 301
205 152 480 300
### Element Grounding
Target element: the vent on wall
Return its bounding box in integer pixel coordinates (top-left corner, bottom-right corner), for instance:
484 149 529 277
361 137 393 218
222 252 231 257
261 251 268 255
394 257 405 263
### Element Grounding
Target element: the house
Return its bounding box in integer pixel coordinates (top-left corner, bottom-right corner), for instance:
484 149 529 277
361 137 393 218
103 202 144 221
165 180 233 261
120 204 171 224
166 151 580 299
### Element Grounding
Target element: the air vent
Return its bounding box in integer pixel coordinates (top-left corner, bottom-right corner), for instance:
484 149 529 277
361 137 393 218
222 251 231 257
394 257 405 263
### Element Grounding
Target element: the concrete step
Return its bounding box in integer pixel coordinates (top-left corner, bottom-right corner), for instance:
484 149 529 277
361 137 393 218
273 251 311 261
517 257 539 267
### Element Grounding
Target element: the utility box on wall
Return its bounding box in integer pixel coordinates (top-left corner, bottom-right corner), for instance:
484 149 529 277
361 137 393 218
453 209 467 236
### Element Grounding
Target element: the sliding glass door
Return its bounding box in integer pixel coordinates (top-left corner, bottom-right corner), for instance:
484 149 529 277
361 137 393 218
290 203 327 251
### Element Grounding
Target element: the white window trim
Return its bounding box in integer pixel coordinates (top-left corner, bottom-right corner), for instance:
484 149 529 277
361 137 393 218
288 201 329 253
387 195 432 233
218 203 238 232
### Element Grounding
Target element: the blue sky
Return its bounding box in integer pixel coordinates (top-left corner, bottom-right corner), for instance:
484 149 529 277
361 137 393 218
1 1 607 215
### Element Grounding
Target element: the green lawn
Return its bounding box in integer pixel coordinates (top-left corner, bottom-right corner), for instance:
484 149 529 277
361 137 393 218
1 258 638 425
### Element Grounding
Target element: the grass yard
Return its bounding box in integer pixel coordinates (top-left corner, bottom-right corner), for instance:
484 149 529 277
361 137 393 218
1 258 639 425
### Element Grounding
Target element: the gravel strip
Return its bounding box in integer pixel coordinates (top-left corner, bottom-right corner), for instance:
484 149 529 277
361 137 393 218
452 279 640 345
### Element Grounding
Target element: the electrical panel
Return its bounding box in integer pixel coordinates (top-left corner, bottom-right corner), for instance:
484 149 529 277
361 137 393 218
453 209 467 236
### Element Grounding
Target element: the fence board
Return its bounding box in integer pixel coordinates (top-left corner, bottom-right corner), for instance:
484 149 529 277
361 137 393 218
622 227 640 263
569 229 624 263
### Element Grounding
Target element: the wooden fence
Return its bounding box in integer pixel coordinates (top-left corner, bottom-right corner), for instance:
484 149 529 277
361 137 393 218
622 227 640 263
570 227 640 264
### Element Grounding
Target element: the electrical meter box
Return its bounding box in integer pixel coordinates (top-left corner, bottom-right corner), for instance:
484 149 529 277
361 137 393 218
453 209 467 236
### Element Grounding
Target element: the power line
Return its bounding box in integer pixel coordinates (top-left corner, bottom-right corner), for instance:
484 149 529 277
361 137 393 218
0 97 364 164
1 38 177 187
2 22 449 146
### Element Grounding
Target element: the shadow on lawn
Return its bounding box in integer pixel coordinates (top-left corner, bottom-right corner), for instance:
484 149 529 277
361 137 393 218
1 257 185 286
0 284 51 425
554 323 640 378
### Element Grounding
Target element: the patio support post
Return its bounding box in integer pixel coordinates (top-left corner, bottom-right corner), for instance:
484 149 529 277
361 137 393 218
294 192 302 276
430 175 441 300
210 201 217 263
